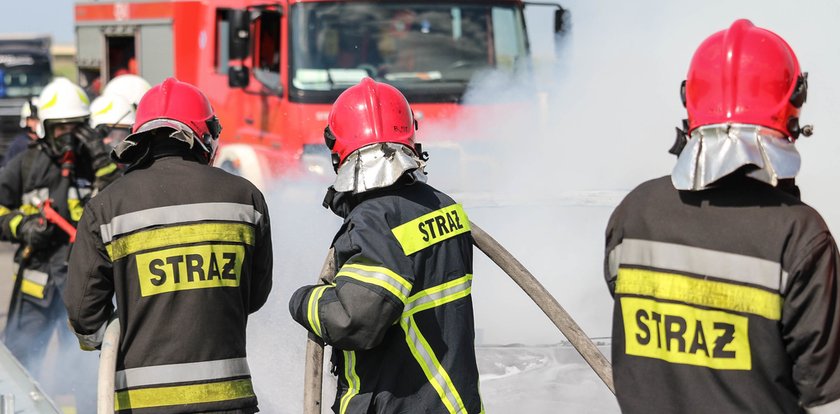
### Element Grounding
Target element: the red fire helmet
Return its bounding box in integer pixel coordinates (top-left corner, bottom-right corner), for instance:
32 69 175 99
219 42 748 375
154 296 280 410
131 78 221 162
326 77 416 165
684 19 806 137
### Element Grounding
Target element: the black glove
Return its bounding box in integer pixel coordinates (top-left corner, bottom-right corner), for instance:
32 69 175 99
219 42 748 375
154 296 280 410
74 123 112 170
16 215 54 249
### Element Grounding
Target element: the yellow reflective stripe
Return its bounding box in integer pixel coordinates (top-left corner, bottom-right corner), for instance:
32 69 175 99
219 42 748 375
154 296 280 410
339 350 360 414
9 214 23 238
106 222 255 261
68 199 83 222
95 163 118 177
401 316 465 413
40 92 58 110
616 267 782 320
391 204 470 256
21 278 45 299
19 205 39 215
403 274 472 318
0 206 10 216
307 285 331 337
93 101 113 116
336 263 411 304
114 378 254 410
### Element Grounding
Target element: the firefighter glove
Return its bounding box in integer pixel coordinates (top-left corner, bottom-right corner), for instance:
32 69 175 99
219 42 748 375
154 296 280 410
16 214 54 250
74 123 112 170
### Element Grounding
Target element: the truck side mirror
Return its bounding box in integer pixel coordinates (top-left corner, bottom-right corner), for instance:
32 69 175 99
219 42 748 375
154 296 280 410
228 9 251 60
228 66 250 88
554 7 567 33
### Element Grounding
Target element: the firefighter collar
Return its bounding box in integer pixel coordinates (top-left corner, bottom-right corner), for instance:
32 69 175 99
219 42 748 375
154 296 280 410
333 142 426 194
671 123 800 191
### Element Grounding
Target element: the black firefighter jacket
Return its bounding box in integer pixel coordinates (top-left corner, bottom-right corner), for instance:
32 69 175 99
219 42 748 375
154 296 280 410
0 144 117 308
290 179 484 414
605 175 840 414
64 152 273 414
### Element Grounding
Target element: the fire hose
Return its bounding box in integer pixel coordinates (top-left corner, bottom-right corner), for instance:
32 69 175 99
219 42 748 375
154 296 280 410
303 221 615 413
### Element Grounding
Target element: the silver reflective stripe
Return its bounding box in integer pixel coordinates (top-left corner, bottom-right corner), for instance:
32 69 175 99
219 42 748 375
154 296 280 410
404 277 472 315
607 244 622 281
72 320 107 350
114 357 251 390
100 202 263 243
402 317 463 413
22 269 48 285
21 188 49 205
337 263 412 303
618 239 787 293
807 397 840 414
339 351 360 414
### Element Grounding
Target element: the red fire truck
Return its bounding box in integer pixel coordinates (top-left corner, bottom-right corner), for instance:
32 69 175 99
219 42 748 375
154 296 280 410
75 0 563 188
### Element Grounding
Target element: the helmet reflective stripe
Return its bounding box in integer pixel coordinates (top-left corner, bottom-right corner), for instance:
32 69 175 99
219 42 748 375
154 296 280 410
35 77 91 138
90 94 135 128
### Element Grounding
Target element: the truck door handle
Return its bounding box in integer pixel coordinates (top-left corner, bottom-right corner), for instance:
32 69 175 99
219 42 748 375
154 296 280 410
244 118 254 125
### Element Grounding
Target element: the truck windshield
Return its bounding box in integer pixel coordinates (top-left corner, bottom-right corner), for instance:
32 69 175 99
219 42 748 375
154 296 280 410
0 57 51 98
289 2 528 103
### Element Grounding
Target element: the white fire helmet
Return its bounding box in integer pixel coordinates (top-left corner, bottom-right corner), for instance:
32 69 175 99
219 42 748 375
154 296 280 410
19 97 38 129
35 77 91 138
102 74 151 106
90 93 135 128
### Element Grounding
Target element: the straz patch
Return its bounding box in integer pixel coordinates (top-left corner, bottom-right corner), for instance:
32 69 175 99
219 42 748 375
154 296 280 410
135 244 245 297
391 204 470 256
620 297 751 370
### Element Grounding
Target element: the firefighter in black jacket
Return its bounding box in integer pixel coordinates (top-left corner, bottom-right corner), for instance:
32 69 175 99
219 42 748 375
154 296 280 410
0 77 118 387
64 78 273 414
605 20 840 413
289 78 483 413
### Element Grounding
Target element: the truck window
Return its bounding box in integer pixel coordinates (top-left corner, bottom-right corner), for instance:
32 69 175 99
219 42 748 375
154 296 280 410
288 2 528 103
107 36 136 78
253 11 281 90
216 9 231 74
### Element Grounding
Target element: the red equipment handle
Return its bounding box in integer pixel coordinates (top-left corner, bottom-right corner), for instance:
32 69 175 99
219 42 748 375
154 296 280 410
41 199 77 243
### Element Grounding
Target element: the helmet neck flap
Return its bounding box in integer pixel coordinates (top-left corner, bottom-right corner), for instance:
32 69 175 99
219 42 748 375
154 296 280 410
671 123 800 191
333 142 426 194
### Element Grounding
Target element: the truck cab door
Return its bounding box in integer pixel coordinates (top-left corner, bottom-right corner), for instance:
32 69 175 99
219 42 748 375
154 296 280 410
227 6 284 143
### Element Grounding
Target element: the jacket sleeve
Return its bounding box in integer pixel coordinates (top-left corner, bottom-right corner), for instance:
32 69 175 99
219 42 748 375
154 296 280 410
0 153 25 242
781 232 840 411
289 207 414 350
248 191 273 313
64 205 115 350
604 200 626 296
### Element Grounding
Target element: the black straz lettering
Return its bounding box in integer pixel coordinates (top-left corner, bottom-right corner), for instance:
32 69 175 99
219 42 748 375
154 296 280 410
418 221 430 242
651 311 663 348
221 253 237 280
446 212 458 231
434 216 448 236
712 322 736 358
664 315 687 352
166 256 184 283
207 252 222 280
635 309 650 345
149 258 166 286
185 254 205 282
452 209 463 229
424 218 437 238
689 320 709 356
